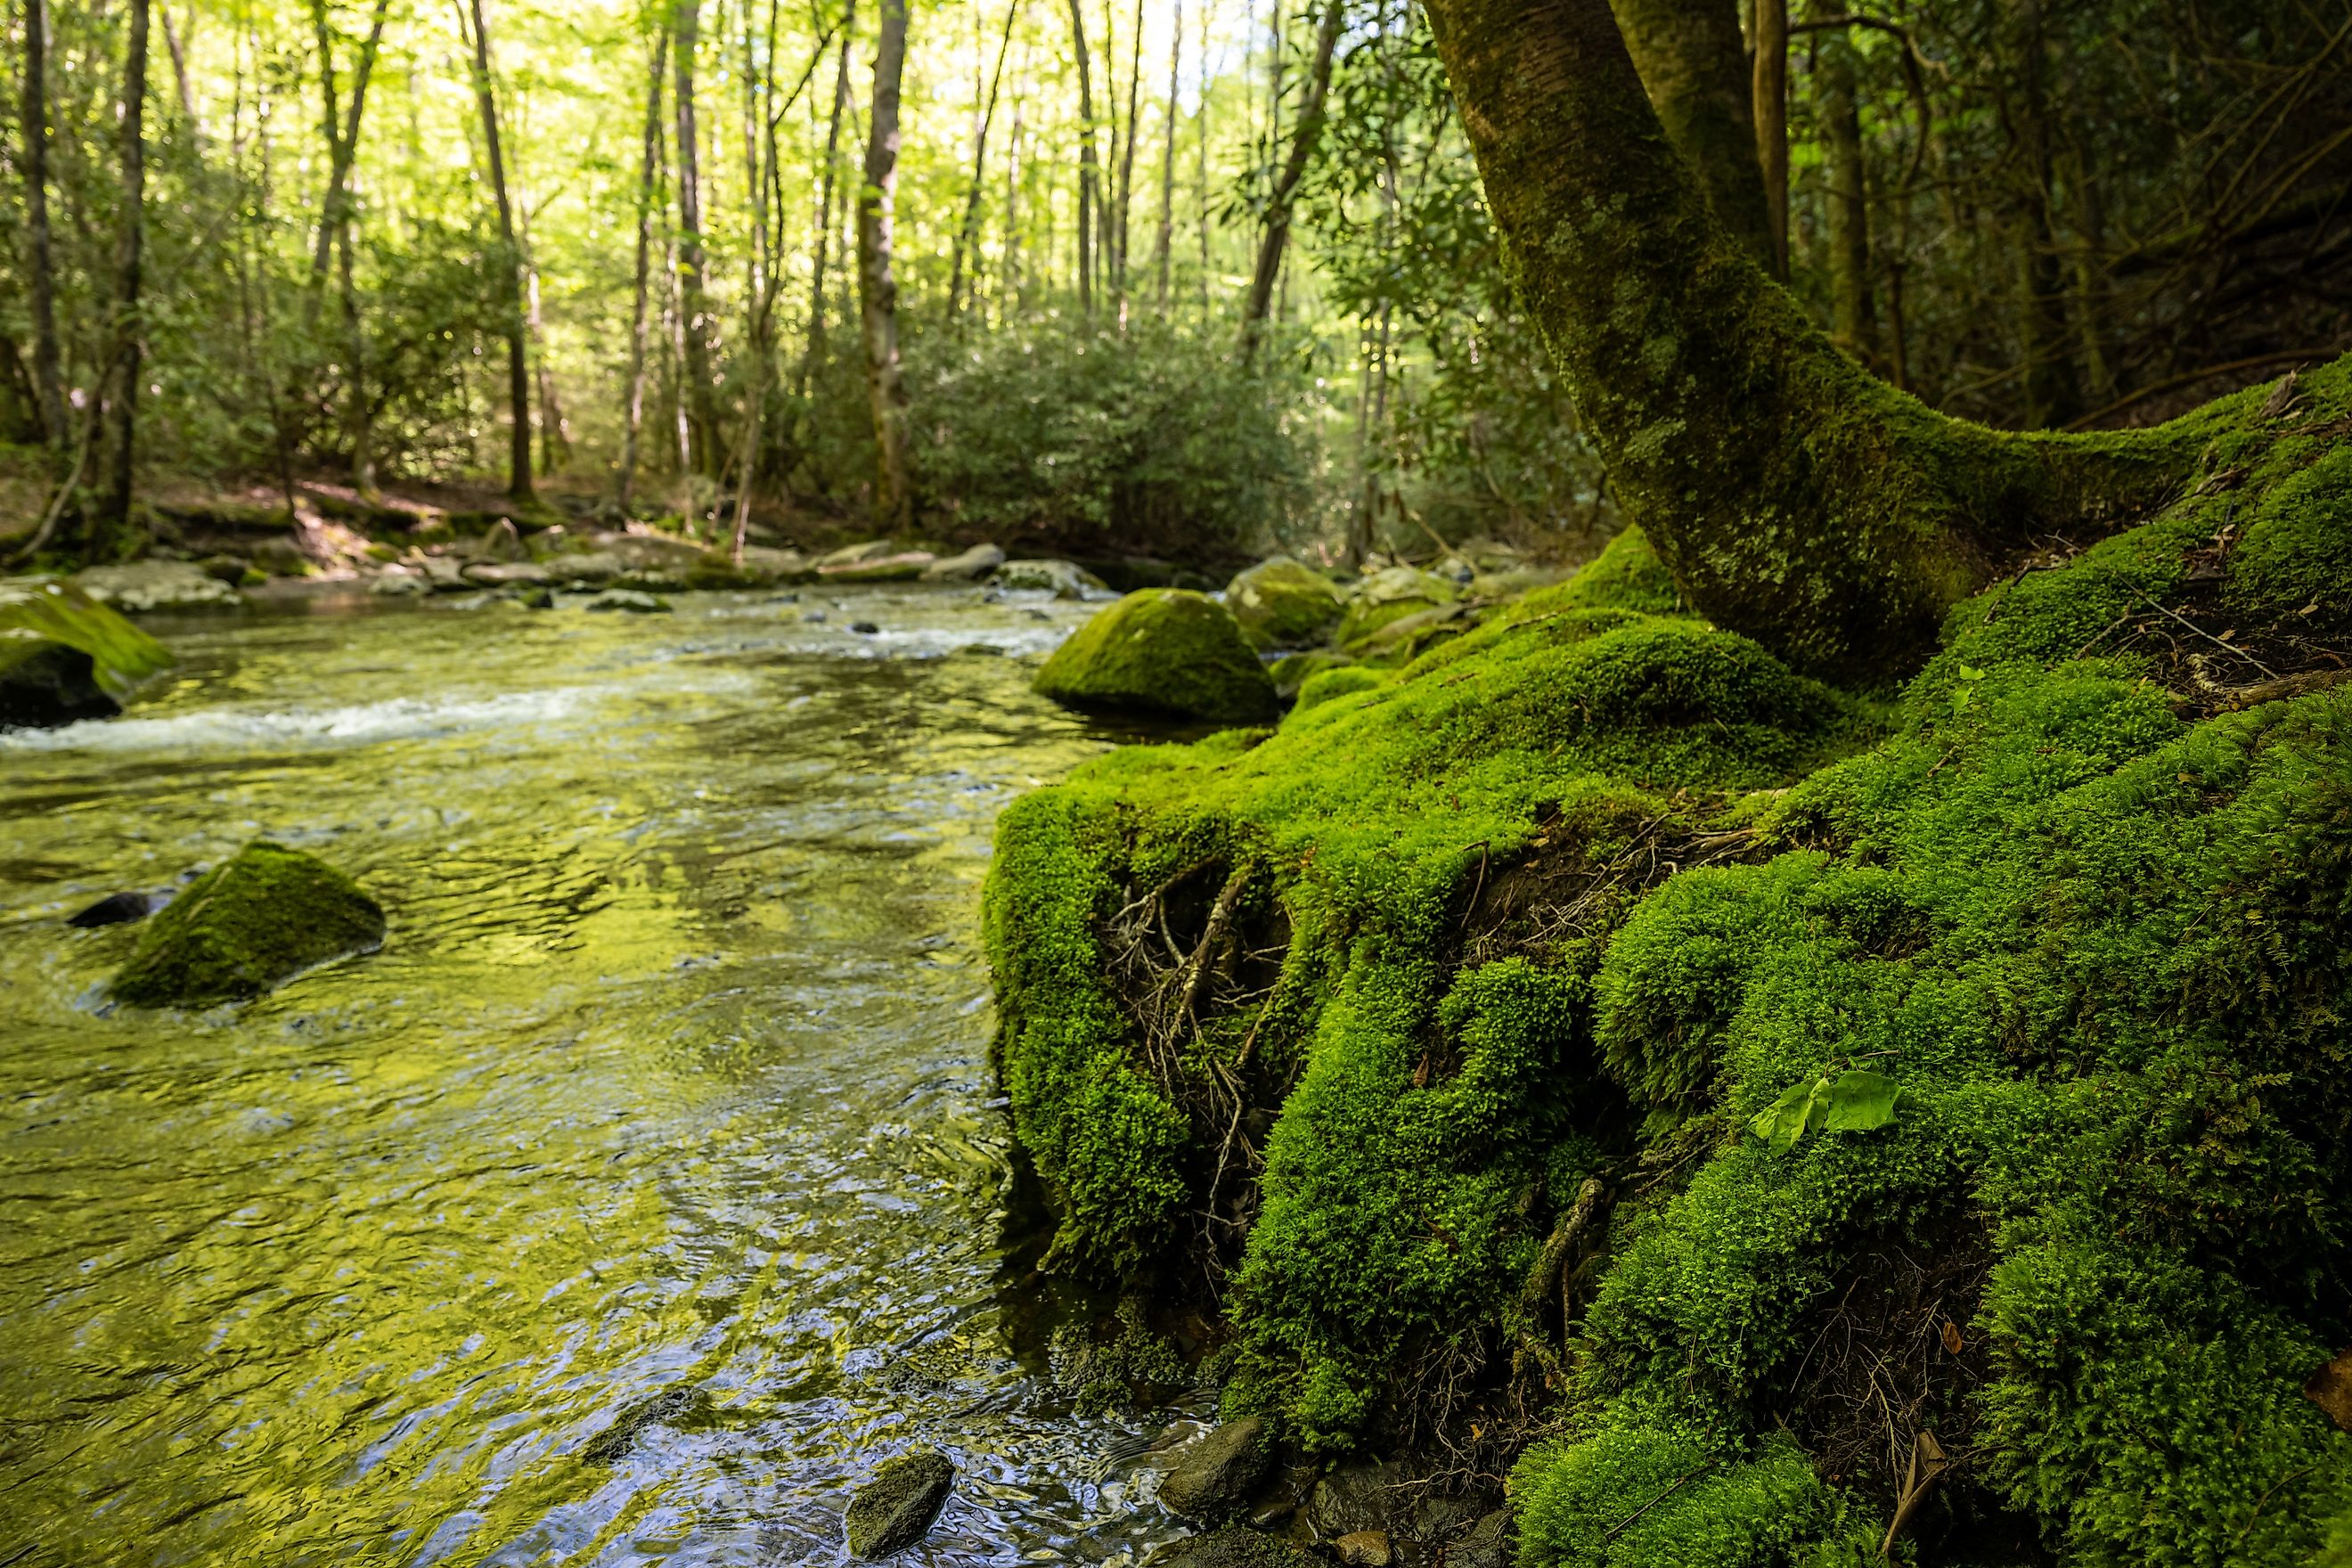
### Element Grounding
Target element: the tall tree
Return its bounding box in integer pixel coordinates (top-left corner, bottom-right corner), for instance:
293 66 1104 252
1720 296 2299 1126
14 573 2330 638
796 14 854 403
1237 0 1342 361
462 0 534 501
947 0 1020 323
99 0 153 534
1065 0 1098 313
19 0 69 448
672 0 722 470
1418 0 2183 677
1605 0 1775 272
1152 0 1179 306
1809 4 1874 361
1751 0 1788 276
1113 0 1143 307
858 0 912 532
617 27 670 510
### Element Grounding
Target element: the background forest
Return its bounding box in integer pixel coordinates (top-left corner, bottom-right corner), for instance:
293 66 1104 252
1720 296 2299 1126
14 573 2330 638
3 0 2349 571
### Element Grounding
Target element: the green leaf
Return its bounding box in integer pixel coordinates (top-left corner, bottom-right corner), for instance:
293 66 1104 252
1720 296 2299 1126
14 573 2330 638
1747 1081 1815 1154
1819 1070 1901 1133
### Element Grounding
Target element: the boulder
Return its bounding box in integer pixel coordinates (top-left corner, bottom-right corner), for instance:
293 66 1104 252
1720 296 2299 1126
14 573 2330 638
462 560 551 586
1335 567 1458 653
74 559 244 613
547 551 627 588
1034 591 1279 725
922 543 1008 582
1144 1529 1308 1568
110 841 386 1008
736 545 812 583
1441 1509 1512 1568
584 590 673 614
820 550 935 583
1226 557 1344 651
368 568 431 597
816 539 898 568
1156 1417 1274 1523
416 555 471 592
68 891 154 928
844 1448 954 1558
1348 599 1472 659
992 558 1110 599
1304 1460 1407 1541
1332 1532 1391 1567
1267 650 1356 703
0 578 171 730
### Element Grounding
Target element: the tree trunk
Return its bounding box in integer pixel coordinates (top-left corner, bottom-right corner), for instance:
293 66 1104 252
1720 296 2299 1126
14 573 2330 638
101 0 151 535
1752 0 1788 278
306 0 390 308
672 0 722 472
159 4 200 140
464 0 534 501
618 28 669 510
797 20 854 404
948 0 1020 324
1238 0 1342 362
1066 0 1098 314
1153 0 1179 307
20 0 69 447
2008 0 2079 428
858 0 912 534
1605 0 1775 274
1113 0 1143 312
1811 3 1874 361
1419 0 2185 678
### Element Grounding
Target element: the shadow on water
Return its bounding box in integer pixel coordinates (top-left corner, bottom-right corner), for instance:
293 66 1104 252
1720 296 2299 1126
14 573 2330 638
0 584 1209 1568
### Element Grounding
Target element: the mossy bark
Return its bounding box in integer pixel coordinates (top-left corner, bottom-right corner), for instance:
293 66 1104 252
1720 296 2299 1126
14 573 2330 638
1420 0 2188 680
1605 0 1775 273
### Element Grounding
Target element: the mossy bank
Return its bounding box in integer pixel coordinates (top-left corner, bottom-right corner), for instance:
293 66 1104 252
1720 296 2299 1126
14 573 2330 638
984 362 2352 1564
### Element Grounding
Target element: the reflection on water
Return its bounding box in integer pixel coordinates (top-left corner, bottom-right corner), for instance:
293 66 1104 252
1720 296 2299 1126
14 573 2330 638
0 586 1188 1566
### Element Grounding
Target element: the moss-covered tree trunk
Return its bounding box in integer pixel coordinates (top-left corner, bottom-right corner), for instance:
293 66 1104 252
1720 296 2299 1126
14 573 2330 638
1421 0 2187 678
1605 0 1775 274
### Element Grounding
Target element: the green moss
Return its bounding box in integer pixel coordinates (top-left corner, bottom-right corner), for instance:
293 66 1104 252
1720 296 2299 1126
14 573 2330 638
1033 589 1279 724
1229 557 1346 651
1335 567 1461 653
0 577 171 695
1288 662 1384 714
2228 444 2352 626
112 841 387 1008
1555 527 1684 616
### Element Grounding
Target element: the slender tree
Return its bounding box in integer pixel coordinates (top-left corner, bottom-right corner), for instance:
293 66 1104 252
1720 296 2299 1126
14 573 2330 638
1809 2 1874 361
1065 0 1098 313
1152 0 1179 306
947 0 1020 323
858 0 912 532
1752 0 1788 276
306 0 392 306
1238 0 1342 361
1113 0 1143 309
618 28 670 510
672 0 722 471
100 0 153 534
796 15 854 404
461 0 534 501
19 0 69 448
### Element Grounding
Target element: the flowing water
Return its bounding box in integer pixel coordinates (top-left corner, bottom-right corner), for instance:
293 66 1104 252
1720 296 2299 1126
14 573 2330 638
0 584 1198 1567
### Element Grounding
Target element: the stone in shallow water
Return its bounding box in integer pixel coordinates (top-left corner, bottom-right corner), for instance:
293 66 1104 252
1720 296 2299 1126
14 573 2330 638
578 1385 712 1465
68 891 152 929
1033 591 1278 725
845 1448 954 1558
1157 1417 1274 1523
110 841 386 1009
583 589 672 614
1144 1527 1310 1567
0 638 118 729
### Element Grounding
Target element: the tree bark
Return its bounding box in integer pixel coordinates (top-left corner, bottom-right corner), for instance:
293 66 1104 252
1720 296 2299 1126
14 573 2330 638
1066 0 1098 314
1605 0 1775 274
948 0 1020 323
797 19 854 404
1418 0 2185 677
1752 0 1788 277
618 28 669 510
306 0 391 307
672 0 722 472
101 0 152 534
463 0 534 501
19 0 69 447
1238 0 1342 362
159 3 200 140
2008 0 2079 428
1811 3 1874 361
1113 0 1143 311
858 0 912 534
1153 0 1179 307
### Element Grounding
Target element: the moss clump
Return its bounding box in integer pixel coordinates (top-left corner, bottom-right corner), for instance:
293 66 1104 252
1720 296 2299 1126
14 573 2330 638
1229 557 1346 651
1289 662 1384 714
0 577 171 695
985 359 2352 1566
1270 650 1359 704
1034 589 1279 724
113 841 387 1008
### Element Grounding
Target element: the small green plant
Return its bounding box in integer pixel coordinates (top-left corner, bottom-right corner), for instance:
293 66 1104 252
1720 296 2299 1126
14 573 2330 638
1745 1067 1901 1154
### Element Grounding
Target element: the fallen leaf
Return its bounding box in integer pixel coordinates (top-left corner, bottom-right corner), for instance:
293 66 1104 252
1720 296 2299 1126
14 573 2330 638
2306 1348 2352 1431
1940 1319 1965 1355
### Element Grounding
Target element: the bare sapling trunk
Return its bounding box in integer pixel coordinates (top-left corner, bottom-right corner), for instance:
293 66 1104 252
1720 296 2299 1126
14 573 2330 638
1605 0 1775 272
1238 0 1342 361
1811 2 1875 361
1113 0 1142 313
797 18 854 404
618 28 670 510
672 0 723 474
947 0 1021 324
1419 0 2187 677
99 0 152 536
20 0 69 448
1752 0 1788 277
1152 0 1179 306
858 0 912 535
306 0 391 306
464 0 534 501
160 3 200 136
1066 0 1098 314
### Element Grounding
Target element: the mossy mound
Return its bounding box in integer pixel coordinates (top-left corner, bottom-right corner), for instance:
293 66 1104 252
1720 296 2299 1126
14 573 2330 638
1229 557 1346 651
112 841 387 1008
984 361 2352 1565
1033 589 1279 724
0 578 172 693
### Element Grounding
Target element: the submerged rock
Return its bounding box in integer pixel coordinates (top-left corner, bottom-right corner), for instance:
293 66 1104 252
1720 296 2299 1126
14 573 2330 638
993 558 1110 600
73 559 245 613
1144 1528 1310 1567
922 543 1007 582
0 578 171 729
844 1448 954 1557
68 891 153 928
584 590 672 614
1157 1417 1273 1523
1034 590 1278 725
1227 557 1344 651
579 1385 712 1465
110 841 386 1008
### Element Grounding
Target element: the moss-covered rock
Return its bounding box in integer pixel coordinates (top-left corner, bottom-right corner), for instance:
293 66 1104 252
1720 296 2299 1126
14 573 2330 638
844 1449 954 1558
0 578 171 728
112 842 387 1008
1270 650 1358 704
1229 557 1346 651
985 361 2352 1565
1335 567 1460 655
1033 589 1279 724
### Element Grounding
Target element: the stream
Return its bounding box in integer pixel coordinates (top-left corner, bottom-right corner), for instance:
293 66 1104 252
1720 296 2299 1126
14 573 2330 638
0 584 1195 1567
